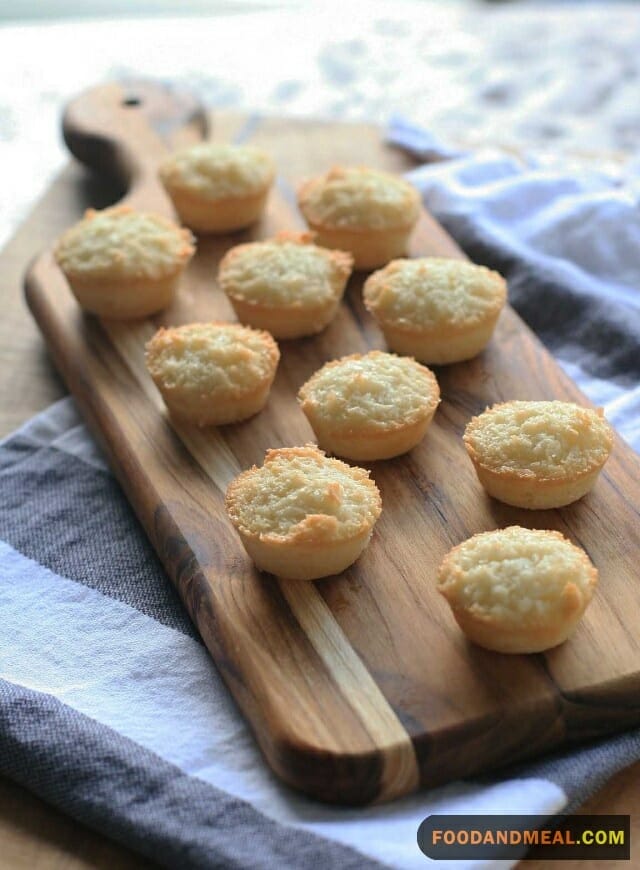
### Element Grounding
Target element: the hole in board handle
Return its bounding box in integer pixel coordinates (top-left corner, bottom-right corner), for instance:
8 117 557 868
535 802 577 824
122 96 141 107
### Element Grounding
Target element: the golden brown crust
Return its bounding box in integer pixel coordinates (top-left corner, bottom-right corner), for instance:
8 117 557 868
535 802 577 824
145 321 279 426
297 166 420 232
437 526 598 653
363 258 507 333
225 444 381 548
218 231 353 309
298 351 440 433
463 401 614 483
217 231 353 338
145 321 279 388
162 188 271 234
465 448 607 487
158 144 275 233
362 258 506 362
54 205 195 283
158 143 275 200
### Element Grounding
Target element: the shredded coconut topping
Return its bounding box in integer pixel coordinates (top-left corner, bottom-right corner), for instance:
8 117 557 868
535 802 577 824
464 400 613 479
159 143 275 199
438 526 596 625
145 322 279 397
218 231 352 306
299 351 439 429
299 166 420 230
226 445 381 543
54 206 194 280
364 257 506 330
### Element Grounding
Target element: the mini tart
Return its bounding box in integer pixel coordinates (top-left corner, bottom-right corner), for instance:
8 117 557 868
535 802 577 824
225 444 382 580
54 205 194 319
437 526 598 653
158 143 275 233
363 257 507 364
463 400 614 509
218 231 353 339
298 351 440 460
297 166 420 269
145 321 279 427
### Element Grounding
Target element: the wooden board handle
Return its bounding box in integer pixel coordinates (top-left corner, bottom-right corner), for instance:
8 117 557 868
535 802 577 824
62 81 208 213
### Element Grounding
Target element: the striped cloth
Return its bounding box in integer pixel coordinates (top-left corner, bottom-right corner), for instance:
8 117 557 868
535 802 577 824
1 138 639 868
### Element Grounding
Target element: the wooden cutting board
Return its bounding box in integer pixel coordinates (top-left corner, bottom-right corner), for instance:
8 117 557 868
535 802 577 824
25 82 640 806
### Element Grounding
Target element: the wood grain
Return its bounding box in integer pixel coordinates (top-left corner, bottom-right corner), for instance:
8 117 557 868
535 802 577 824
0 89 638 869
21 82 640 807
0 776 156 870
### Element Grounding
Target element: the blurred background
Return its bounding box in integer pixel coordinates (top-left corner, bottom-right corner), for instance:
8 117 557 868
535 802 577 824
0 0 637 243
